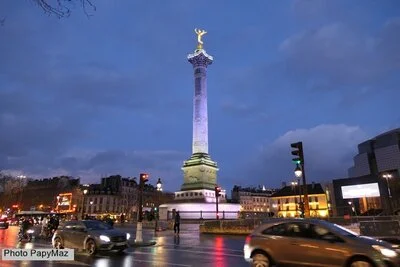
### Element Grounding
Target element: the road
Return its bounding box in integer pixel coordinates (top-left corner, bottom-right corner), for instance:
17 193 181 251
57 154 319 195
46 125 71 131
0 225 249 267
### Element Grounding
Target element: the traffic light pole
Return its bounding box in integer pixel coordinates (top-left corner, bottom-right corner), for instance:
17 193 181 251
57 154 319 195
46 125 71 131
135 173 148 243
216 193 219 220
300 163 310 218
291 142 310 218
215 186 221 220
135 181 143 243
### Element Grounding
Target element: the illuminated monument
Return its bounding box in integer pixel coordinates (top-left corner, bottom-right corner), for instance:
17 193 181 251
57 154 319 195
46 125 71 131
160 29 240 219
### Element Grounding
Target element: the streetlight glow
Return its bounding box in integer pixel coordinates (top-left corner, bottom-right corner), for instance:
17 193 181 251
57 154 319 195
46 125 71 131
156 178 163 191
83 189 88 195
294 164 302 178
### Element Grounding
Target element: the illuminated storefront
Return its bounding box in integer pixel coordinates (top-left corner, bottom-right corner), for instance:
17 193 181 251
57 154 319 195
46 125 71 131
56 193 77 213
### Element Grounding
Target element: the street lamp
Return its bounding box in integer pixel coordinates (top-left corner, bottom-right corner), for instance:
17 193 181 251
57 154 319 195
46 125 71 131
155 178 162 232
294 164 302 178
382 173 392 198
81 189 88 220
382 173 393 215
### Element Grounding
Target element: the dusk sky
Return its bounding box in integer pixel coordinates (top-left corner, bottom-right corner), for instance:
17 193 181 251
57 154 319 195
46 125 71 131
1 0 399 192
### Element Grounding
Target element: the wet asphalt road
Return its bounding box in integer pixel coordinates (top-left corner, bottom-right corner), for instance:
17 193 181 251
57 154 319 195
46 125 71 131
0 225 249 267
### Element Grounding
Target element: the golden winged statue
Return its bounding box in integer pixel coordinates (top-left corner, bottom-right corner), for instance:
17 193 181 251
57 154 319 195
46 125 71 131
195 28 207 49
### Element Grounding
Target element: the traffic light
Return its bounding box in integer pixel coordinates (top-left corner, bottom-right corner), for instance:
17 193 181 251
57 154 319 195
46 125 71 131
291 142 304 165
215 186 221 197
139 173 149 185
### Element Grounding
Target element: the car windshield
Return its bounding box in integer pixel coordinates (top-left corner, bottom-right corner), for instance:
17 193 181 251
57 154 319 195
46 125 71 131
331 224 359 237
83 221 113 230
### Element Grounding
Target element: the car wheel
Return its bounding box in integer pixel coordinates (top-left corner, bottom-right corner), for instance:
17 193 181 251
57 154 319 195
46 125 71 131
252 253 271 267
349 258 374 267
86 239 96 256
53 237 64 249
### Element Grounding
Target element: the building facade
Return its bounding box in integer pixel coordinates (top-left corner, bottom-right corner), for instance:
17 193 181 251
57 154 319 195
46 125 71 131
270 183 329 218
231 186 276 213
348 129 400 177
20 176 80 212
347 129 400 214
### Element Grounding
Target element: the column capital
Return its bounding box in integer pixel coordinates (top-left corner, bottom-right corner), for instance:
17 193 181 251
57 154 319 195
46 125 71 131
188 49 213 68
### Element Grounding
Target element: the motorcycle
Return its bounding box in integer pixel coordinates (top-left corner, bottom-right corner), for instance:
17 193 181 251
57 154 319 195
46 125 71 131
18 229 34 242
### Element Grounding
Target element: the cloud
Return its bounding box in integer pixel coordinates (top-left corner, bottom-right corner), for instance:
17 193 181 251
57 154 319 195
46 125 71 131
220 98 270 121
1 149 186 190
292 0 332 19
245 124 368 187
280 18 400 90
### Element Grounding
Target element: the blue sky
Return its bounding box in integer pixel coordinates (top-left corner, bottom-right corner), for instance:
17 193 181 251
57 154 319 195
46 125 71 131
0 0 399 192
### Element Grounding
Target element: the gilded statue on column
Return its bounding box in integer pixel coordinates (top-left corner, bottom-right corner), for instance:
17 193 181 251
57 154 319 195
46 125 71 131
195 28 207 50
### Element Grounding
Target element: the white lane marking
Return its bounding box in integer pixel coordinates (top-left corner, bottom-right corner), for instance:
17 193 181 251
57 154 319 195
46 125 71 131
52 261 91 266
132 247 242 258
126 257 191 267
161 247 243 258
158 243 244 253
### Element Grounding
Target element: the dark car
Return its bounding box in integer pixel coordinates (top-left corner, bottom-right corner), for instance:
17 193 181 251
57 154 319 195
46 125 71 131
0 218 9 229
244 218 400 267
52 220 130 255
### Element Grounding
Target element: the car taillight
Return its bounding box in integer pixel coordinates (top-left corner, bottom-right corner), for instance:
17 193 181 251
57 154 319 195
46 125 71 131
245 235 251 245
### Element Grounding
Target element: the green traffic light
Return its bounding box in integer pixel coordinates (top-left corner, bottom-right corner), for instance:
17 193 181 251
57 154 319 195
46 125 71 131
292 159 301 164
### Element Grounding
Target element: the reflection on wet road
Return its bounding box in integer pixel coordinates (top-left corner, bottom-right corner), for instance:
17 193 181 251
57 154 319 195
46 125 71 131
0 225 248 267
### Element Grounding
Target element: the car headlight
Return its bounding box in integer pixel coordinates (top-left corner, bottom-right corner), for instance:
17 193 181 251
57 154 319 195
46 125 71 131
99 235 110 242
373 245 398 258
126 233 131 240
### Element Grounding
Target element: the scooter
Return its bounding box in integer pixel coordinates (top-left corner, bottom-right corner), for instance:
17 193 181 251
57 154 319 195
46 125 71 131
18 229 34 242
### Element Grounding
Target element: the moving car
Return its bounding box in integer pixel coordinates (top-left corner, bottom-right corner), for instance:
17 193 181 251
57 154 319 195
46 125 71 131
52 220 130 255
244 218 400 267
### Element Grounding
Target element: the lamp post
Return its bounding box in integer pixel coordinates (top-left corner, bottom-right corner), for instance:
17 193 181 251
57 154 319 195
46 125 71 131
81 189 88 220
294 164 308 217
382 173 393 215
291 180 302 217
155 178 162 232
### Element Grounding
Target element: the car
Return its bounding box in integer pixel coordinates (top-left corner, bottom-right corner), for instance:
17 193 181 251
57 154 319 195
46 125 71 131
0 218 9 229
52 220 130 255
244 218 400 267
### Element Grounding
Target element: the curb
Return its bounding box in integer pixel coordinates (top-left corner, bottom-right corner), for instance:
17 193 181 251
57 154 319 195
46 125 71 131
129 241 157 247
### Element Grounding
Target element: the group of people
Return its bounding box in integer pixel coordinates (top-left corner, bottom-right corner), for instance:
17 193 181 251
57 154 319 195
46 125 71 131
39 215 60 238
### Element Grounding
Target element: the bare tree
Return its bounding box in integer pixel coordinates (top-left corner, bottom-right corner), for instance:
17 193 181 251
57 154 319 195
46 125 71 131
32 0 96 18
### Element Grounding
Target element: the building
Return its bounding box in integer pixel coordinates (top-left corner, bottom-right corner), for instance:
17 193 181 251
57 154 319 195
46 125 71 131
348 129 400 177
332 175 388 216
160 30 240 219
346 128 400 214
82 175 174 220
83 184 122 219
20 176 80 212
270 183 329 218
231 185 276 213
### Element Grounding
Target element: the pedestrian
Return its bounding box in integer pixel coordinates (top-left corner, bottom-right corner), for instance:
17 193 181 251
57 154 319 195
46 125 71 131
174 211 180 235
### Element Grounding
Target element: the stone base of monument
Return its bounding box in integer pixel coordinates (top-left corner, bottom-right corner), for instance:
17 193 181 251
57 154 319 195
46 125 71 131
159 202 241 220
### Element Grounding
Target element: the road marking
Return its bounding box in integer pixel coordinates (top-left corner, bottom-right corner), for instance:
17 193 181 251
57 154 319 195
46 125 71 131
125 257 191 267
52 261 91 266
133 247 242 258
159 243 244 253
161 247 243 258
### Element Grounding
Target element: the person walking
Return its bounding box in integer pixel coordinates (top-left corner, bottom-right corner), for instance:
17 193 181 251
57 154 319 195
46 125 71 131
174 211 180 235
